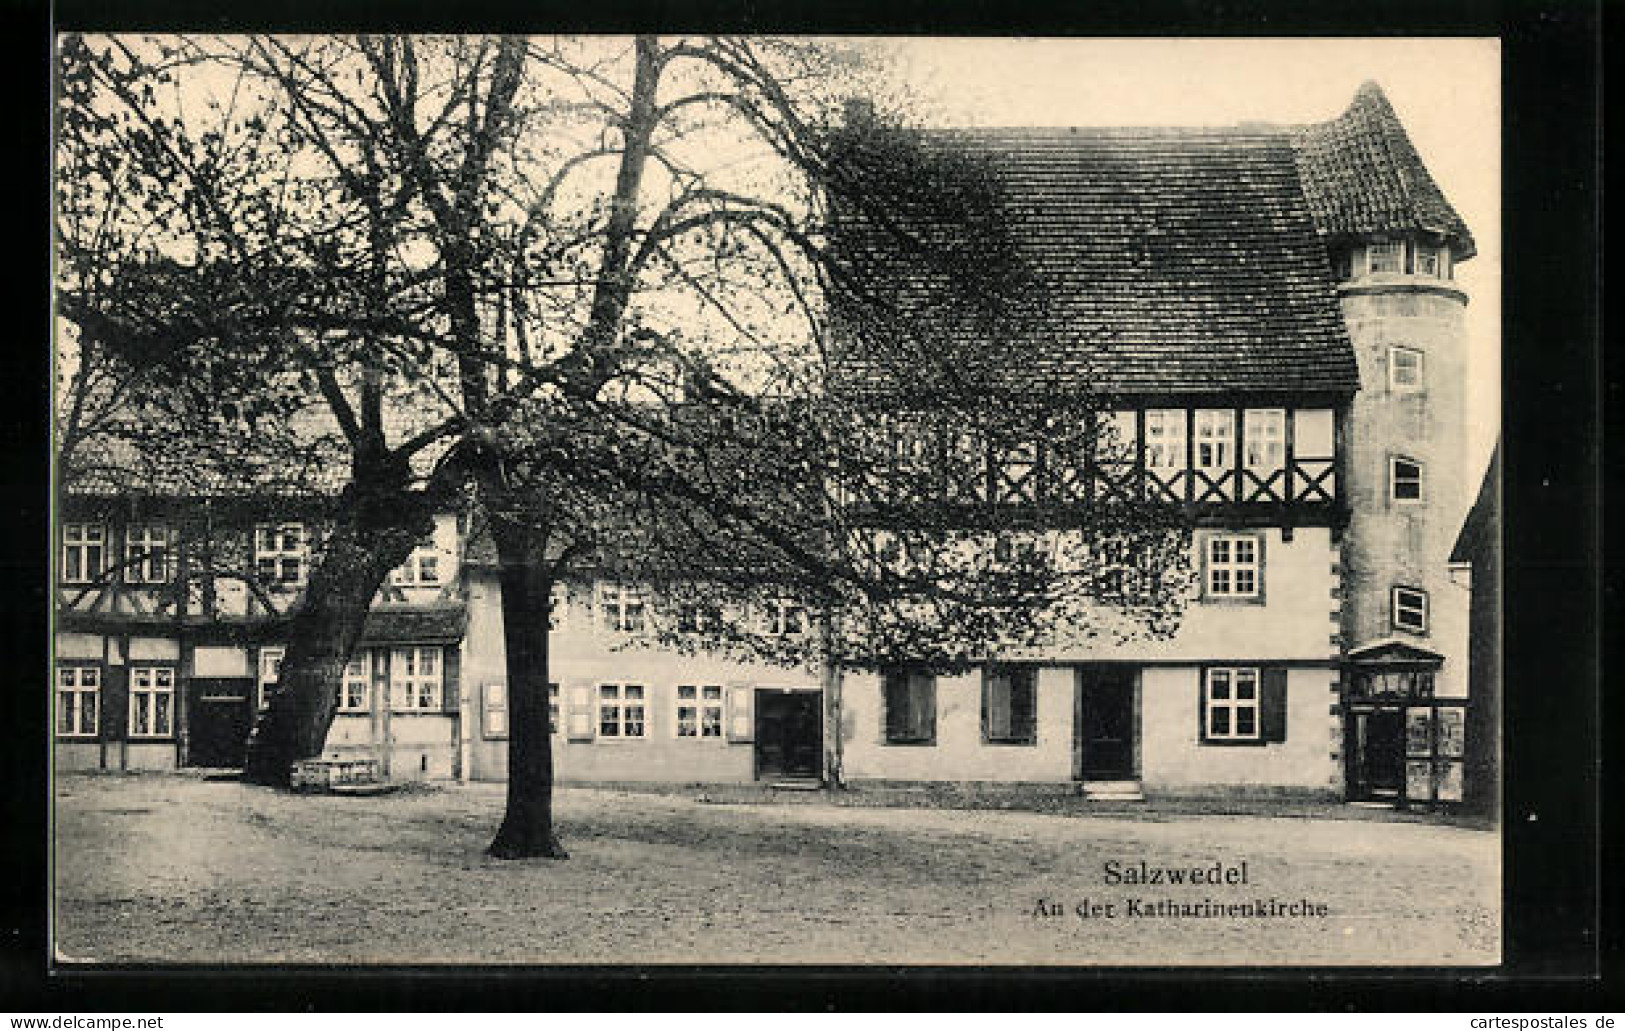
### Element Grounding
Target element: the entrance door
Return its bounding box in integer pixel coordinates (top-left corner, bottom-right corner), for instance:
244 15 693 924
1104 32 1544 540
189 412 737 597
1351 709 1404 800
1077 666 1136 780
188 677 253 768
755 690 822 781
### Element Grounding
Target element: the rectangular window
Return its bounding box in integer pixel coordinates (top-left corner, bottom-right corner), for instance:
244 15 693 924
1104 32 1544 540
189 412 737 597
1243 409 1286 472
1414 245 1442 277
982 665 1037 745
61 523 105 585
1391 457 1425 502
676 684 725 739
1389 347 1425 391
257 646 284 710
124 523 172 584
549 682 559 734
598 584 646 634
598 683 647 739
128 666 175 738
677 599 721 634
1144 409 1187 471
254 523 307 586
337 652 371 712
1204 667 1259 741
1193 410 1233 474
389 646 442 710
765 598 806 636
390 535 441 586
1205 534 1260 599
56 666 100 737
883 667 936 745
1367 241 1403 274
1392 586 1430 634
1097 410 1138 466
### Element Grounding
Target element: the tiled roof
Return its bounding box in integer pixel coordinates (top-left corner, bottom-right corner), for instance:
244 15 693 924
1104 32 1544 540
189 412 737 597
359 606 467 645
834 82 1472 399
834 125 1360 397
1290 81 1476 260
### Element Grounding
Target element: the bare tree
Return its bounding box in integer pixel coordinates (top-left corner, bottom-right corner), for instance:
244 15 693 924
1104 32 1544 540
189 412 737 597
54 34 1193 861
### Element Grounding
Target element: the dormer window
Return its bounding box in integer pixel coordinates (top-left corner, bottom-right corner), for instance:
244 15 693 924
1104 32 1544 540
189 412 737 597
1367 241 1403 274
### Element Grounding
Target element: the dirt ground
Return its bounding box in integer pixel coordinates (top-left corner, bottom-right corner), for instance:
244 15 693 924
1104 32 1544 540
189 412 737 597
52 772 1500 966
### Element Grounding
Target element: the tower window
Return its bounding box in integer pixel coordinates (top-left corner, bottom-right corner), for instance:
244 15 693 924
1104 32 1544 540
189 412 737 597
1414 244 1442 277
1391 586 1430 634
1367 241 1403 274
1389 347 1425 391
1390 457 1424 503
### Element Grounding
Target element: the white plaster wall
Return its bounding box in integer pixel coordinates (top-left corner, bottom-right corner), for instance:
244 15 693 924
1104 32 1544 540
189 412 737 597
55 633 104 660
192 645 250 677
128 637 179 662
841 666 1075 783
1139 666 1340 792
53 742 103 771
1029 527 1338 664
124 742 177 771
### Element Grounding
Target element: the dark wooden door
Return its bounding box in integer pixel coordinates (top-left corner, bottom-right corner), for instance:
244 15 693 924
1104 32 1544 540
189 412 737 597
755 690 822 781
188 677 253 768
1353 710 1404 799
1077 666 1135 779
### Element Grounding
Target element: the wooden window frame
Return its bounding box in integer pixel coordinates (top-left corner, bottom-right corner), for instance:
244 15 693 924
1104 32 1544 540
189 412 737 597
1243 408 1286 474
1391 586 1430 635
1367 241 1403 275
1201 666 1261 744
1201 532 1264 603
56 665 101 738
390 536 441 587
1192 409 1234 475
597 683 648 739
1390 456 1426 504
337 651 372 712
765 597 807 637
1143 408 1187 472
597 583 647 634
1388 346 1426 392
61 522 106 585
389 646 443 711
675 684 725 740
124 523 173 585
254 523 308 587
127 664 176 739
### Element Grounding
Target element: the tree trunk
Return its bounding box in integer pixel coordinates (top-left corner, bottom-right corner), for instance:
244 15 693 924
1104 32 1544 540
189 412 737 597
242 469 431 787
486 516 567 860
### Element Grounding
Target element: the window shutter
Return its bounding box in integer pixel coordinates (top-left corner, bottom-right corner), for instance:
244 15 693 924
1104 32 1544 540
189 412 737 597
883 672 905 742
985 672 1011 740
441 645 461 714
1261 667 1289 743
566 683 595 742
726 685 754 743
913 673 936 743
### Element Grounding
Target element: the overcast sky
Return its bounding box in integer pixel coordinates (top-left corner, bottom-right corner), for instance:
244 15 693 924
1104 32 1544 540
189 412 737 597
870 37 1500 479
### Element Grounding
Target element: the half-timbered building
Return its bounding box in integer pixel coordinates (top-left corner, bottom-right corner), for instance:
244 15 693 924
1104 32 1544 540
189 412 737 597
55 82 1485 806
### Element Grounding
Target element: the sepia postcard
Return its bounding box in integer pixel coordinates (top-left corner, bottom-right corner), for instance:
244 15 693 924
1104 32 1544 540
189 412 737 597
50 35 1503 968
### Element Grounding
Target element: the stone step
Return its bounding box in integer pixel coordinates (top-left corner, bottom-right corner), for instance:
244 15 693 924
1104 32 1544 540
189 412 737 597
768 779 823 791
1081 780 1145 801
